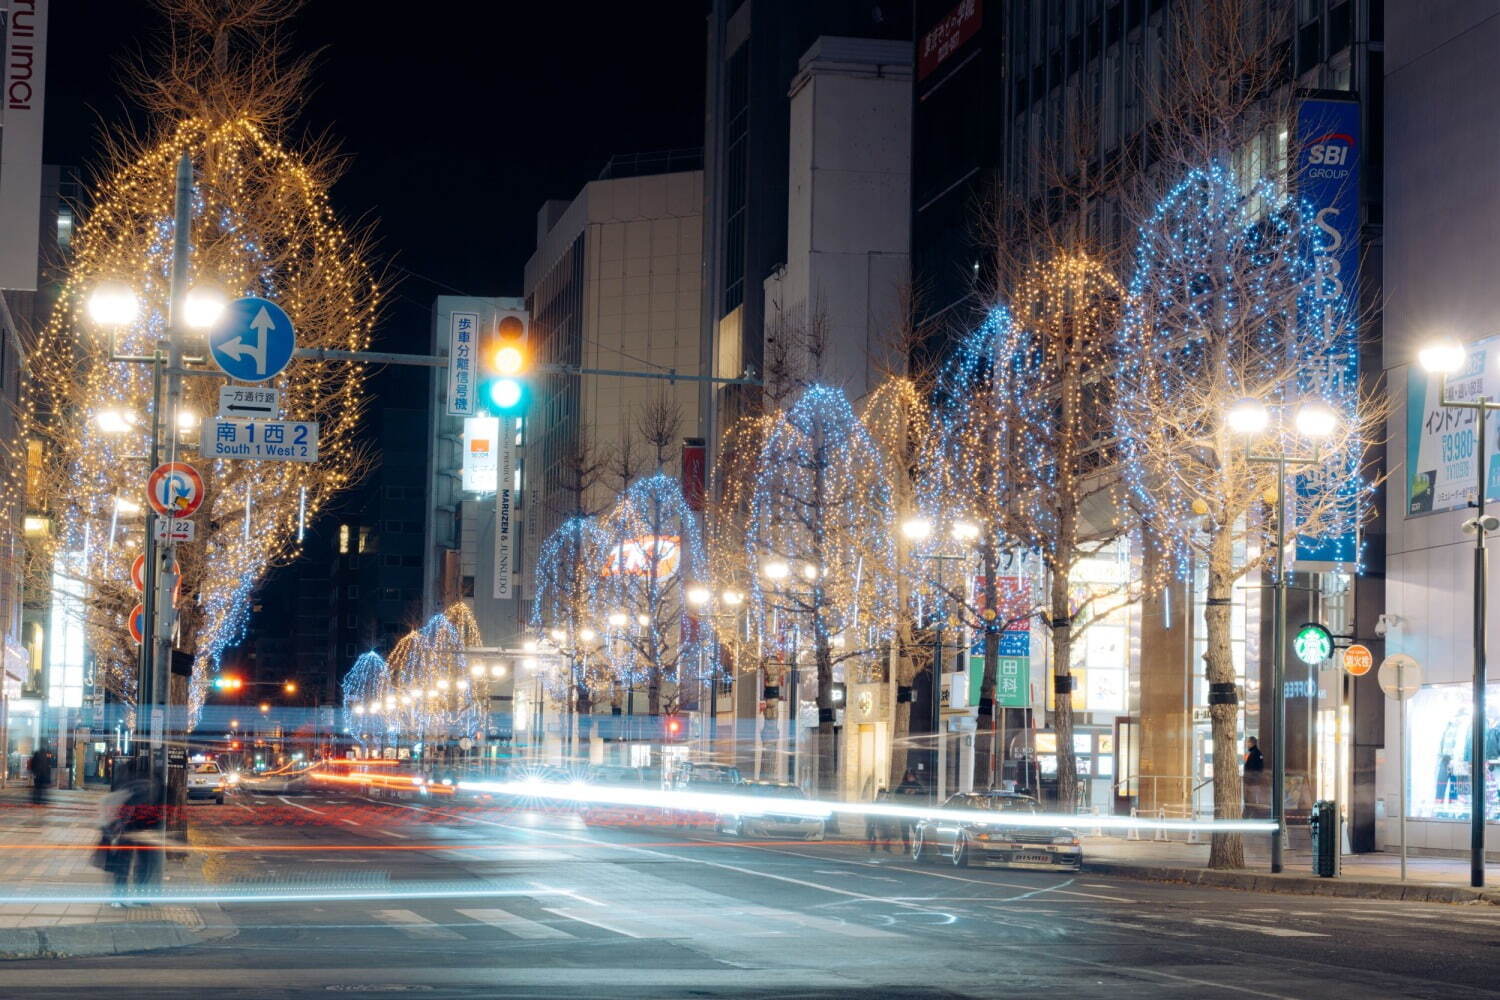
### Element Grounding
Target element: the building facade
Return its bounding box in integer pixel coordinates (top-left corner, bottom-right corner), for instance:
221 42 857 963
1381 2 1500 858
908 0 1386 845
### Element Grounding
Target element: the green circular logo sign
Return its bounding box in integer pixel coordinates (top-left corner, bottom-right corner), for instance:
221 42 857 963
1293 623 1333 666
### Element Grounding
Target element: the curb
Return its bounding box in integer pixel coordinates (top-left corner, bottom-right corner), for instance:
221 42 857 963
0 918 234 960
1084 860 1500 905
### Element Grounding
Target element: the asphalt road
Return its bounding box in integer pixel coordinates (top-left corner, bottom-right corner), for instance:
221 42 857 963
5 790 1499 999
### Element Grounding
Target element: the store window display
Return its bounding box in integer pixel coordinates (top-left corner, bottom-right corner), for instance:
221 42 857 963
1406 683 1500 822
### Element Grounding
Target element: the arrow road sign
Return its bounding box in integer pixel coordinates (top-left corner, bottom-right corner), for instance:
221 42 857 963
146 462 204 518
209 296 296 383
218 385 280 419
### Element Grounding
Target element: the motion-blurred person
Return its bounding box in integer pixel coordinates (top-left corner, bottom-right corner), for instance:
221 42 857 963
27 745 51 806
97 762 164 904
866 788 896 852
894 770 923 850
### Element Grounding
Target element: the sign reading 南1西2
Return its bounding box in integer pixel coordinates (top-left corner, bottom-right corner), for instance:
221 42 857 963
211 418 319 462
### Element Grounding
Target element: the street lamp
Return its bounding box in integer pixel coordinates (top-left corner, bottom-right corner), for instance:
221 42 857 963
764 560 789 582
1231 396 1338 875
901 516 934 541
86 281 139 326
95 409 138 434
182 284 228 331
686 585 711 607
608 611 628 627
1420 338 1493 888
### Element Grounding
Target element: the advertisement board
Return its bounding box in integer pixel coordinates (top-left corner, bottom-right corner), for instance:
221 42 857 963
462 416 500 493
493 432 516 599
1406 335 1500 517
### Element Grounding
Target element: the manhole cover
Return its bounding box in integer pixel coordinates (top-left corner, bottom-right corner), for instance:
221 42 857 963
325 987 434 993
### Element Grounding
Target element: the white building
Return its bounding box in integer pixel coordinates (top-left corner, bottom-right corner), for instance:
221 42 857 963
1380 4 1500 858
762 37 912 404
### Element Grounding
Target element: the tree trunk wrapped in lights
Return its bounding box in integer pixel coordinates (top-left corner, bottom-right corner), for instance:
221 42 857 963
18 0 376 721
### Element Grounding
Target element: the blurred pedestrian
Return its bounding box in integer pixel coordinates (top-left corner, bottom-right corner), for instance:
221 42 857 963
1244 736 1266 817
97 762 163 905
26 746 51 806
894 770 923 850
866 789 897 853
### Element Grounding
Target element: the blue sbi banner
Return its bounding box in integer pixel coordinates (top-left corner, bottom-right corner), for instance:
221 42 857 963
1294 96 1361 566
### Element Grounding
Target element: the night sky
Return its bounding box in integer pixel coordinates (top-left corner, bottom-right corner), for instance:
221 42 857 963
44 1 708 347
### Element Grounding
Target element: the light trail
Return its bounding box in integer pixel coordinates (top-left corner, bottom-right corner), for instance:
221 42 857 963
454 778 1279 834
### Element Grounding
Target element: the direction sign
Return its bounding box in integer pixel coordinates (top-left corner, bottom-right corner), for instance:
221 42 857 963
1378 654 1424 701
1342 643 1374 676
128 603 145 644
218 385 280 420
208 296 296 383
152 516 196 542
146 462 204 518
211 419 318 462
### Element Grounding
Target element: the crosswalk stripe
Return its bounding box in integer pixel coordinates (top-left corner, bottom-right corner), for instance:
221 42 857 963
457 908 572 940
541 907 645 938
370 909 464 940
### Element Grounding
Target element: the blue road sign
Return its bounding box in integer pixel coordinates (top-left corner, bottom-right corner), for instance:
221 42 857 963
209 296 296 383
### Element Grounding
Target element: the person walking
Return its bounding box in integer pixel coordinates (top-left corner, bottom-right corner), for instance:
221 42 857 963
894 770 923 851
866 788 889 852
1243 736 1266 817
26 746 51 806
98 762 163 904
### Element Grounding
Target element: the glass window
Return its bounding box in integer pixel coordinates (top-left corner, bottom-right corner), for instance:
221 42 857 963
1406 682 1500 822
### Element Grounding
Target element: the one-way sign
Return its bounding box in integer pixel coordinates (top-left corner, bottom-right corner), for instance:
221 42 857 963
218 386 280 419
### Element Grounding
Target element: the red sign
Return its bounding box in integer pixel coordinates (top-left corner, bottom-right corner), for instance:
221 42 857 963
601 535 681 577
129 603 145 644
974 575 1030 627
146 462 205 518
918 0 982 81
132 555 182 602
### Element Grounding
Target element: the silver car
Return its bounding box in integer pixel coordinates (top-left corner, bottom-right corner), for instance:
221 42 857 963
912 791 1081 870
716 781 828 840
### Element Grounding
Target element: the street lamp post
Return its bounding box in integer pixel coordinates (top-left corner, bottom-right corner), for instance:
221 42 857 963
1228 397 1338 876
1419 340 1493 888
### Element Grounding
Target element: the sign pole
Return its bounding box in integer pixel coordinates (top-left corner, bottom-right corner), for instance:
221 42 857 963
151 151 193 799
1399 659 1407 882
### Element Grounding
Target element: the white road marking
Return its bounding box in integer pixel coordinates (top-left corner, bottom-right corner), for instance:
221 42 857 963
542 907 645 938
277 795 324 815
376 828 410 839
370 908 464 940
457 907 572 940
1174 915 1326 938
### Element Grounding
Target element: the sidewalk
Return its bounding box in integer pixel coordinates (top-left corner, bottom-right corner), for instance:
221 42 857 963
1082 834 1500 905
0 786 234 958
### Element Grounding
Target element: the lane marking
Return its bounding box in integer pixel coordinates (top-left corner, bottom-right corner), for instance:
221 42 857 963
277 795 324 815
457 907 573 940
542 907 645 938
370 908 465 940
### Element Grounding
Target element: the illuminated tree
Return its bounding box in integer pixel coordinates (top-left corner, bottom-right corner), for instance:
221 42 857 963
1117 162 1375 869
746 385 897 793
17 0 376 721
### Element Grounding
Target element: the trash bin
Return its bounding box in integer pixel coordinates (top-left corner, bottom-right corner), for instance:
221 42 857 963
1310 799 1338 877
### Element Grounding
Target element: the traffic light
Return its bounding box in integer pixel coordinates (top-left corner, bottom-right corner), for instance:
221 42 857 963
214 675 243 692
477 311 530 416
664 716 684 742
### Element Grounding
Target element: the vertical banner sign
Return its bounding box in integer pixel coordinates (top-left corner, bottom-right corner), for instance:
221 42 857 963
446 310 479 416
1407 334 1500 516
1293 96 1361 566
493 424 516 599
0 0 47 291
461 415 499 493
681 437 706 512
969 574 1032 708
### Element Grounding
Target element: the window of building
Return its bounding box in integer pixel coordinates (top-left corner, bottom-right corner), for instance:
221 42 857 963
346 586 359 598
721 43 751 312
339 524 350 554
358 526 370 553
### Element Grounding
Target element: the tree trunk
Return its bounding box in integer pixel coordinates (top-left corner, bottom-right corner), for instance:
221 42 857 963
1051 562 1078 813
976 553 1000 789
812 630 834 796
1205 523 1245 869
888 635 918 787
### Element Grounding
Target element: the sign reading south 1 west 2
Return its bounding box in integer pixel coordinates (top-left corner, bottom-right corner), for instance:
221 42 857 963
208 297 296 383
212 419 319 462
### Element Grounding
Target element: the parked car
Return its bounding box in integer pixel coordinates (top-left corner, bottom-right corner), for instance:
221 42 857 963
187 761 227 804
579 765 654 827
912 791 1081 870
669 761 742 790
716 781 828 841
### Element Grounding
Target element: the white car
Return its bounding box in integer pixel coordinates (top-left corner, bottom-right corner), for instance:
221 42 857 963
187 762 227 804
716 781 828 840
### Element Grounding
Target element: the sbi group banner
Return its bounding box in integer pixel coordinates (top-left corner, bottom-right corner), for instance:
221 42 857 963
1294 96 1361 566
